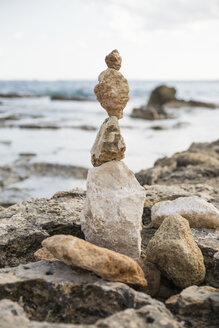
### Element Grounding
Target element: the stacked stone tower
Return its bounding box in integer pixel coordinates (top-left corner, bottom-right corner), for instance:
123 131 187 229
81 50 145 258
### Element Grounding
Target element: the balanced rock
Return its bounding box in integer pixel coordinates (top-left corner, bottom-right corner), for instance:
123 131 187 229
42 234 147 286
151 196 219 229
91 116 126 166
146 214 206 288
81 161 146 258
105 49 122 70
94 68 129 119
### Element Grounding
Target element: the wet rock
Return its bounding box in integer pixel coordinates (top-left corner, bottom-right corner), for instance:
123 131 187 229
81 161 145 258
94 68 129 119
0 189 85 267
50 95 95 101
151 196 219 229
105 49 122 70
146 214 206 288
42 235 147 286
130 105 170 120
0 260 171 325
91 116 126 166
166 285 219 328
165 98 217 109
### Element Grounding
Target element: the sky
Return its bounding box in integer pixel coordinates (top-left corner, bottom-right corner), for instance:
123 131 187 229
0 0 219 80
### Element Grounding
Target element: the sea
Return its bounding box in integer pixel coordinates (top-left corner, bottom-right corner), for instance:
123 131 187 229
0 80 219 201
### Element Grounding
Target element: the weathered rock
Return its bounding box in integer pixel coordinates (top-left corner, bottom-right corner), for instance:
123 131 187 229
151 196 219 229
166 285 219 328
0 260 174 325
91 116 126 167
42 235 147 286
0 298 182 328
0 189 85 267
94 68 129 119
146 214 206 288
130 105 170 120
165 98 217 109
147 85 176 108
34 247 55 261
81 161 145 258
105 49 122 70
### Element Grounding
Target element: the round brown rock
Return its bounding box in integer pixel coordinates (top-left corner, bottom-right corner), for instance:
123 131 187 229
105 49 122 70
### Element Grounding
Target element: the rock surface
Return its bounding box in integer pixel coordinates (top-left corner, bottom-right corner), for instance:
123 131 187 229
105 49 122 70
34 247 55 261
81 161 145 258
166 285 219 328
151 196 219 229
94 68 129 119
0 260 177 325
0 298 182 328
42 235 147 286
91 116 126 166
0 189 85 267
146 214 206 288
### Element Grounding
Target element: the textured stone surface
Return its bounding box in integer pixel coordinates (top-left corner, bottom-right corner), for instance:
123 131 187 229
105 49 122 70
34 247 55 261
0 261 174 325
146 214 206 288
0 189 85 268
151 196 219 229
0 299 182 328
94 68 129 119
91 116 126 167
42 235 147 286
81 161 145 258
166 285 219 328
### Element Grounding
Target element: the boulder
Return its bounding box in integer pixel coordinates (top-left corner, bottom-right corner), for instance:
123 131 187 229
94 68 129 119
105 49 122 70
151 196 219 229
91 116 126 167
147 85 176 108
146 214 206 288
81 161 145 258
42 234 147 286
166 285 219 328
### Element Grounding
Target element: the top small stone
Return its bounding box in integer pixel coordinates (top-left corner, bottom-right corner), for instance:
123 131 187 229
105 49 122 70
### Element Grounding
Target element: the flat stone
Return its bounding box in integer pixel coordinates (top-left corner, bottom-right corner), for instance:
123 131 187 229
0 189 85 268
42 235 147 286
146 214 206 288
0 298 182 328
166 285 219 328
105 49 122 70
81 161 145 258
0 261 174 325
151 196 219 229
91 116 126 167
94 68 129 119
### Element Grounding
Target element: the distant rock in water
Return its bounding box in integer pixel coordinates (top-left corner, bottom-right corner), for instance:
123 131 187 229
131 84 217 120
50 95 95 101
0 93 37 98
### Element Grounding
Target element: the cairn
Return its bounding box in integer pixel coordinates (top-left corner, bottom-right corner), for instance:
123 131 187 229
81 50 146 258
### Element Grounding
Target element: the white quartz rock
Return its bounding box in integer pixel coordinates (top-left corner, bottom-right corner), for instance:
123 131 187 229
81 161 146 258
151 196 219 229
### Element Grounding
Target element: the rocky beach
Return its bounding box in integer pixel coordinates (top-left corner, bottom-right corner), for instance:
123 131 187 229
0 49 219 328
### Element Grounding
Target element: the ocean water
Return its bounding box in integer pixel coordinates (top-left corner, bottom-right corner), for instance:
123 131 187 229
0 80 219 200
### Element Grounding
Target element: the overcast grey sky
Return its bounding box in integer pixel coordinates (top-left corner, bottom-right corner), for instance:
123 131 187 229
0 0 219 80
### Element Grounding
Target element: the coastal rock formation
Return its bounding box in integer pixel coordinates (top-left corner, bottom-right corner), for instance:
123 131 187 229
105 49 122 70
42 235 147 286
94 68 129 119
0 260 177 326
130 84 217 120
91 116 126 166
151 196 219 229
146 214 206 288
166 285 219 328
81 161 145 258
